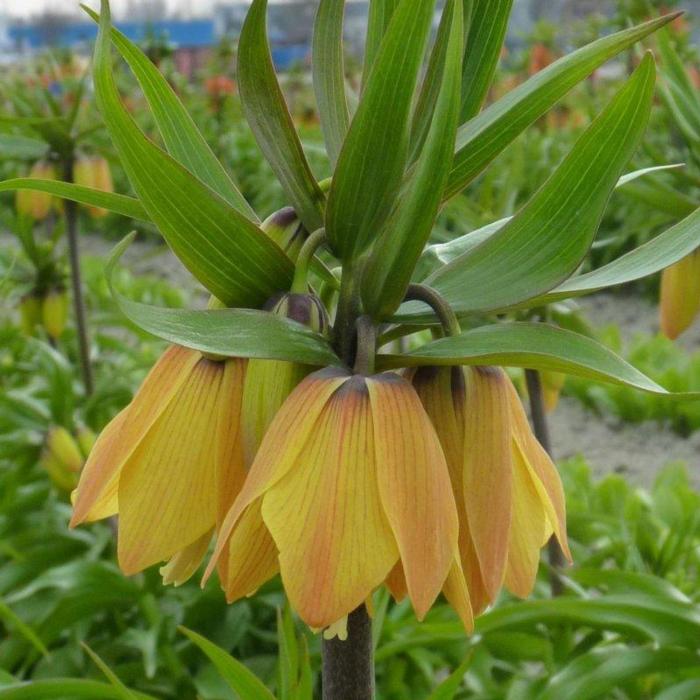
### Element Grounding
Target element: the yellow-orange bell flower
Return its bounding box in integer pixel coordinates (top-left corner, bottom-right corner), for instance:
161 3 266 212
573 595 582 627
408 365 571 615
71 345 246 585
659 251 700 340
206 367 464 631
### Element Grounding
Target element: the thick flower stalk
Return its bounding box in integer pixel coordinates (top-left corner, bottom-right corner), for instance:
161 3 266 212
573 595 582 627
206 367 469 630
71 346 246 584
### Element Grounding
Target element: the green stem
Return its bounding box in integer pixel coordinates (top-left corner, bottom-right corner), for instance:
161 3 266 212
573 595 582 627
62 155 93 397
353 316 376 376
332 264 361 367
291 227 326 293
404 284 461 337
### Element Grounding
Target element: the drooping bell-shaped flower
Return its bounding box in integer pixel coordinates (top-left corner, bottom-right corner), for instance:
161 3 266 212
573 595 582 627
206 368 463 631
71 345 246 585
409 365 571 615
659 251 700 339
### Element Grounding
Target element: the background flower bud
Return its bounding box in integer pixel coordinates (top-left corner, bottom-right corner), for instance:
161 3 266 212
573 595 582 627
73 156 114 218
41 288 68 340
16 161 57 220
260 207 307 261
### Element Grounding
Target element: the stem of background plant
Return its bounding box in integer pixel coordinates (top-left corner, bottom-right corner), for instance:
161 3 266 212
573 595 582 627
524 368 565 596
405 284 462 337
61 155 94 397
322 605 374 700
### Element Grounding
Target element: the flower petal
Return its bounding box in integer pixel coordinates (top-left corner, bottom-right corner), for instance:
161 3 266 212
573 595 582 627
71 345 199 526
462 367 513 600
206 368 348 582
660 251 700 339
262 376 398 628
160 529 212 586
504 445 548 598
118 358 234 574
442 559 475 632
369 373 457 620
507 381 571 562
219 501 279 602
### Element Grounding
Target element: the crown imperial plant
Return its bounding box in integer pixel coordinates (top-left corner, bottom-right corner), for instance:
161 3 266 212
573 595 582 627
5 0 700 695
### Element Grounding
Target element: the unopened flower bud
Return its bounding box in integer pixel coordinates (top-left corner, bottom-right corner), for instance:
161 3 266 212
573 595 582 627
41 288 68 340
19 293 42 335
46 426 84 473
261 207 307 261
73 156 114 218
16 161 57 220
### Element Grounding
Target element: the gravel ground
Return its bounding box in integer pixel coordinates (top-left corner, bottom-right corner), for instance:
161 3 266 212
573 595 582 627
10 233 700 487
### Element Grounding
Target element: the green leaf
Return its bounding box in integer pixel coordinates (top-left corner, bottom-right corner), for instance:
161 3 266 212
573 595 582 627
361 0 463 319
0 600 49 660
313 0 350 166
536 205 700 304
179 626 275 700
108 235 341 366
620 177 698 218
0 134 48 160
82 4 256 220
656 680 700 700
459 0 513 121
362 0 401 86
0 680 157 700
239 0 325 232
476 595 700 648
326 0 437 260
428 652 473 699
81 644 136 700
539 647 699 700
407 54 655 318
376 322 700 398
0 178 148 220
92 0 293 308
445 13 678 200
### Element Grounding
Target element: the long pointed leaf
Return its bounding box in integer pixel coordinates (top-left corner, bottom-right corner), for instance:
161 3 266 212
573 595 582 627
411 54 655 317
377 322 700 398
238 0 325 232
0 178 148 220
0 134 49 160
108 236 340 366
362 0 401 87
82 5 256 220
92 0 293 308
326 0 437 260
445 13 678 200
459 0 513 121
536 205 700 304
313 0 349 166
362 0 463 319
179 627 275 700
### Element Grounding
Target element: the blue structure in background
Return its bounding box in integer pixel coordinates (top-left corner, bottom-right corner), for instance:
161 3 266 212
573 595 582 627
7 19 309 70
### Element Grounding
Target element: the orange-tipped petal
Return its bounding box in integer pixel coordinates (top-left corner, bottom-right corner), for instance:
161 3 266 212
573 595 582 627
71 346 199 526
442 559 475 633
214 359 247 527
504 446 548 598
160 529 212 586
118 358 236 574
385 561 408 602
219 501 279 602
368 373 458 621
507 381 571 562
262 376 398 628
206 368 348 582
462 367 513 600
660 251 700 339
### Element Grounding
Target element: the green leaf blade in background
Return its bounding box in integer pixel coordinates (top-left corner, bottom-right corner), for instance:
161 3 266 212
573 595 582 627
313 0 350 166
179 627 276 700
362 0 463 319
459 0 513 122
91 0 293 309
325 0 437 261
412 54 655 317
445 13 678 200
0 134 48 160
377 322 700 398
238 0 325 232
0 679 157 700
0 179 148 220
82 5 257 220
